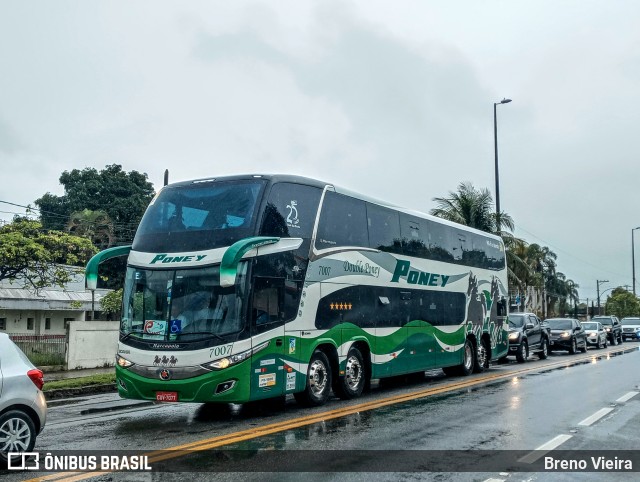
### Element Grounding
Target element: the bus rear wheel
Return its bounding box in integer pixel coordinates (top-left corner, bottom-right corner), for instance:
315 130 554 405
294 350 333 407
443 338 475 376
334 347 366 400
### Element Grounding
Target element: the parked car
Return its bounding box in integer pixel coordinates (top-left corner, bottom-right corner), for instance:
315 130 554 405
506 313 550 363
591 315 623 345
581 321 608 349
544 318 587 353
0 333 47 465
620 317 640 341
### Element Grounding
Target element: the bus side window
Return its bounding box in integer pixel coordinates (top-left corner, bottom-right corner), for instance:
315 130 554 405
253 286 279 325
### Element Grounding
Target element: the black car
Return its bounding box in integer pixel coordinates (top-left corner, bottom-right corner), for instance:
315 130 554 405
506 313 550 363
591 315 623 345
546 318 588 354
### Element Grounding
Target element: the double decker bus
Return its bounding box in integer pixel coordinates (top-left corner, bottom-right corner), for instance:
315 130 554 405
86 174 508 406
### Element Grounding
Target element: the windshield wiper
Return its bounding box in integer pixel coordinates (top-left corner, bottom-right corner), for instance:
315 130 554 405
120 330 145 342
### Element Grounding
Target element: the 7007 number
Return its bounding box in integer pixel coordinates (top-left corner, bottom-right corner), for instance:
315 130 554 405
210 344 233 358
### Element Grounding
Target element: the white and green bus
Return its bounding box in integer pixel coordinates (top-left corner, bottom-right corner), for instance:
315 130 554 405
86 175 509 406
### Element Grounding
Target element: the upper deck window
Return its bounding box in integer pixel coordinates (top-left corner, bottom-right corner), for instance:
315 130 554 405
133 180 266 252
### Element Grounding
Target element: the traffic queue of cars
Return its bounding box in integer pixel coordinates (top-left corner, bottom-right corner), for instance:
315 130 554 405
504 312 640 364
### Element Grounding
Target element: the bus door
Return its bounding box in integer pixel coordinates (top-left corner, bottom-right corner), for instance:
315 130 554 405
249 276 286 400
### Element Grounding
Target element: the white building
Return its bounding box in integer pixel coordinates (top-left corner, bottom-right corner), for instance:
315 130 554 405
0 271 110 335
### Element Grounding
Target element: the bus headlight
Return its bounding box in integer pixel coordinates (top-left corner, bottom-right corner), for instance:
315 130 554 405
201 340 270 371
116 354 134 369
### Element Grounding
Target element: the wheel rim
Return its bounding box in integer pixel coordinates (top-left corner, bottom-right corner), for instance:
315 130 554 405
520 343 527 359
0 417 32 453
464 342 474 371
308 359 328 397
477 342 488 368
345 355 363 390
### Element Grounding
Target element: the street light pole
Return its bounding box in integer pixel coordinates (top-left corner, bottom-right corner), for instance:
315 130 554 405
596 279 609 313
493 98 512 233
632 227 640 296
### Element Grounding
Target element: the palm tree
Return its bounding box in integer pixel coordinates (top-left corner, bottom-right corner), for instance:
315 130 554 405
66 209 116 249
430 182 514 234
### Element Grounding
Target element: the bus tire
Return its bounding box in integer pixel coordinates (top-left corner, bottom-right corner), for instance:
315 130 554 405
442 338 475 376
294 350 333 407
334 347 366 400
473 337 490 373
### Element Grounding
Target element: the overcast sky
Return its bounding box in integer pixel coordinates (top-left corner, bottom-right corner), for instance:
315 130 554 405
1 1 639 303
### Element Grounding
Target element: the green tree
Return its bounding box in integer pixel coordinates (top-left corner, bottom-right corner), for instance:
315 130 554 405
100 288 123 320
35 164 155 244
0 220 97 290
66 209 116 249
605 287 640 318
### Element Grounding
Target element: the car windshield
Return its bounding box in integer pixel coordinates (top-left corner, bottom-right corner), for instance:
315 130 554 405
508 314 525 328
621 318 640 325
593 317 612 326
547 319 573 330
121 263 248 343
581 322 598 331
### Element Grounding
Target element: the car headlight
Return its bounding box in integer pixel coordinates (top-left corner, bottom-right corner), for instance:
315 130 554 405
116 354 134 368
605 327 611 332
201 340 270 371
560 331 570 338
508 332 519 340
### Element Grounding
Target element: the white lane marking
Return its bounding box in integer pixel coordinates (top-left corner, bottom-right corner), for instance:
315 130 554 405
578 407 614 426
615 391 639 403
518 434 573 464
483 479 505 482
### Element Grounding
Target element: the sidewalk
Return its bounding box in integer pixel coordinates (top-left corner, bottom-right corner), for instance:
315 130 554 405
44 366 115 382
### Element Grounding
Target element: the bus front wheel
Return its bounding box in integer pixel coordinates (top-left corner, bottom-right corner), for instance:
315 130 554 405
334 346 366 400
294 350 333 407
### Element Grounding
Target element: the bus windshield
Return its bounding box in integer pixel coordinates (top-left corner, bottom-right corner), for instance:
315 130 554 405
121 263 248 343
132 179 266 252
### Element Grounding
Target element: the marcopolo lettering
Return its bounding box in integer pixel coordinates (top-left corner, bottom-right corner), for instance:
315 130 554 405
390 260 450 287
150 254 207 264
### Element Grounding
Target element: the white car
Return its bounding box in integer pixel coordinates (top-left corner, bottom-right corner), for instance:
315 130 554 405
581 321 608 349
0 333 47 465
621 317 640 341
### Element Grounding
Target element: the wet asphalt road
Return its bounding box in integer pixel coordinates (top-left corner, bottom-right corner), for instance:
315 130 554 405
5 343 640 481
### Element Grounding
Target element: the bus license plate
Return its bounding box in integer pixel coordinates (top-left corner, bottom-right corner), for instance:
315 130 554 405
156 391 178 402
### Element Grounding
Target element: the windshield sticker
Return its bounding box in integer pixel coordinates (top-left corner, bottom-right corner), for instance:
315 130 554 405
144 320 166 336
258 373 276 388
169 319 182 334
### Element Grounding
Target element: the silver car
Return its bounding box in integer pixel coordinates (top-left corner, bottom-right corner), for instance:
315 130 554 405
621 317 640 341
581 321 608 349
0 333 47 464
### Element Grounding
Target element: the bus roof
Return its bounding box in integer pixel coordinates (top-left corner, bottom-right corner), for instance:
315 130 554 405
165 174 503 243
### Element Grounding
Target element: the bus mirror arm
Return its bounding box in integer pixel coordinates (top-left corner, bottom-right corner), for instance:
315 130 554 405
219 236 303 287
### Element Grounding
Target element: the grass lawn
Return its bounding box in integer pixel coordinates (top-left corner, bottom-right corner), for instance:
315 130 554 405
44 373 116 392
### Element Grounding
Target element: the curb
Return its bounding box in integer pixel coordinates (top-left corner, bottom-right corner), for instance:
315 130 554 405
44 383 117 400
